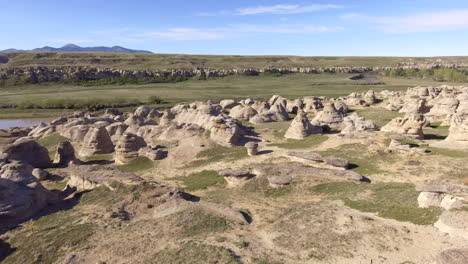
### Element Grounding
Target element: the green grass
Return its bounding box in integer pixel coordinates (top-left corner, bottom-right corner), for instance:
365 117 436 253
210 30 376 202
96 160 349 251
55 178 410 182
36 132 68 158
185 145 247 168
177 210 229 237
5 52 460 71
3 210 94 264
317 143 394 175
83 153 114 162
311 182 442 225
353 106 404 127
268 134 328 149
0 72 458 118
169 170 225 191
145 241 239 264
242 176 293 198
117 156 154 173
427 147 468 159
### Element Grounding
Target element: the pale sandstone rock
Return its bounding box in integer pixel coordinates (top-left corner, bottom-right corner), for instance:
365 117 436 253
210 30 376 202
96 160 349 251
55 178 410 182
285 110 322 139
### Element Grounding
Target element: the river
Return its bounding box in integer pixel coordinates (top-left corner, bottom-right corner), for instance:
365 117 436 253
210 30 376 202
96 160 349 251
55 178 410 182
0 118 53 130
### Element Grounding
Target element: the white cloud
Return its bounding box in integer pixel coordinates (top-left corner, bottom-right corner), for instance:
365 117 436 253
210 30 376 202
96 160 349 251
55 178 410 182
196 4 343 16
343 9 468 33
236 4 343 15
142 25 342 40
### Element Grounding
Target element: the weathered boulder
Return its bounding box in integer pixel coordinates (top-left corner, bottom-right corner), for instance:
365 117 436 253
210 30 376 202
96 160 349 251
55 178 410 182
134 105 151 118
114 133 147 164
60 125 90 142
229 105 258 121
65 165 143 191
267 175 292 187
53 141 76 166
364 90 377 105
159 110 176 126
312 103 345 130
434 210 468 240
138 147 166 160
0 161 64 224
302 96 323 112
245 142 259 156
432 108 468 150
287 152 349 170
435 248 468 264
78 127 114 157
334 100 349 114
416 180 467 210
1 138 51 168
219 99 238 109
381 112 426 139
341 112 377 135
286 99 304 114
219 168 255 187
426 96 459 123
284 110 322 139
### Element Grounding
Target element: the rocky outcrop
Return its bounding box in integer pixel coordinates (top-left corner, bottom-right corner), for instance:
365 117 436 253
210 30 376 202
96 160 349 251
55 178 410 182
284 110 322 139
65 165 143 191
0 161 65 224
229 105 258 121
267 175 292 188
114 133 147 164
78 127 114 157
381 112 426 139
416 180 467 210
432 103 468 150
219 169 255 187
0 138 51 168
341 112 377 135
435 248 468 264
312 103 345 130
53 141 76 166
287 152 349 170
434 210 468 240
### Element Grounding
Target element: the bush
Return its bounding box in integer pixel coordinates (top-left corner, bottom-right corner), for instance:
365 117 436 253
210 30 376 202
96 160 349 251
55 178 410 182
148 96 162 104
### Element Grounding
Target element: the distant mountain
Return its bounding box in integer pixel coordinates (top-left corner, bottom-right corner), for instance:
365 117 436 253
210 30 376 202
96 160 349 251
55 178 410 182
0 44 152 53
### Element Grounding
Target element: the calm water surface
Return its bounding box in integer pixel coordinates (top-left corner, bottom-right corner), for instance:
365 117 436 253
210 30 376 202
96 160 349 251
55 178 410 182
0 118 54 130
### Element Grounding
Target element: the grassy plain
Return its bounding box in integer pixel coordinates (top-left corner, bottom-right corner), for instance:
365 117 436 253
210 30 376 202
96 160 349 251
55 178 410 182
0 73 459 118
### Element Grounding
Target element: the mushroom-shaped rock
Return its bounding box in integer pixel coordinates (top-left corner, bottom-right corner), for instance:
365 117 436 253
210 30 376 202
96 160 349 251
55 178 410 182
78 127 114 157
244 142 259 156
114 133 147 164
364 90 377 104
267 175 292 188
219 168 255 187
285 110 322 139
53 141 76 166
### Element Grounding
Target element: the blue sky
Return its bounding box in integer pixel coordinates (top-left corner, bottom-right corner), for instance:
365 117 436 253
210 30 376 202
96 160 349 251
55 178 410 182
2 0 468 56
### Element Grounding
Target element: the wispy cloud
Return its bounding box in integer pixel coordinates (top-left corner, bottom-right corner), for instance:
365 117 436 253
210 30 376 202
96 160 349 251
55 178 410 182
142 24 343 40
47 24 343 45
197 4 343 16
342 9 468 33
237 4 343 15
